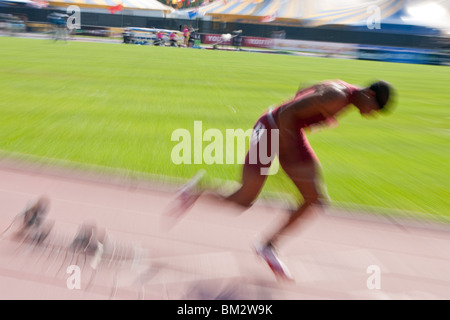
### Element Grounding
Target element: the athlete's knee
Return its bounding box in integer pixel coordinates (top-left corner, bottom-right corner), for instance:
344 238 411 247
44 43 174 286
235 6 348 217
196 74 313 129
225 186 257 208
226 194 255 208
229 170 265 208
303 193 323 207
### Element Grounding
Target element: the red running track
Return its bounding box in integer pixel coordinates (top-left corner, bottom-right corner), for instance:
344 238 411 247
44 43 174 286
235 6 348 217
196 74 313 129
0 159 449 300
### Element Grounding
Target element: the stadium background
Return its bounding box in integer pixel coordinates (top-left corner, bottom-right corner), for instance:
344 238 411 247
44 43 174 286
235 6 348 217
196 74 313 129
1 0 450 301
1 0 448 52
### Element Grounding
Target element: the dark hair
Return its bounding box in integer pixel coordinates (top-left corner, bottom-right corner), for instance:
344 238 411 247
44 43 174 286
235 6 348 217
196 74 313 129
369 80 392 111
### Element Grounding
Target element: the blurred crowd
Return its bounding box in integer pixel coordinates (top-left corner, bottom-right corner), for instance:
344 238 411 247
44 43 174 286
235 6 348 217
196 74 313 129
0 13 26 35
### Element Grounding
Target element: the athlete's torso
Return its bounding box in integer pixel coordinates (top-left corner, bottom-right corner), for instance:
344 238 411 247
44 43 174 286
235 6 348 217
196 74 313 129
273 80 360 130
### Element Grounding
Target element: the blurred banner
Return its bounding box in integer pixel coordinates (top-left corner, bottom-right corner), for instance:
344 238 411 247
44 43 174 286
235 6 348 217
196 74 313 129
201 33 233 45
357 45 445 65
242 36 273 48
272 38 357 58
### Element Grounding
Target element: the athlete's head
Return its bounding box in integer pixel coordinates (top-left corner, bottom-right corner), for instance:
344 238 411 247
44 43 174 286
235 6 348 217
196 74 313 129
369 80 392 111
355 80 394 116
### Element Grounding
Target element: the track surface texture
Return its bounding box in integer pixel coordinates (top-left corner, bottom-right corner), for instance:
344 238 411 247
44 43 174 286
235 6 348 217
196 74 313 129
0 159 449 300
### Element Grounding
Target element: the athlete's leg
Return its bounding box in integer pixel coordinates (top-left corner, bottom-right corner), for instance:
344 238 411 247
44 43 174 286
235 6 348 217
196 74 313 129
252 160 315 282
263 159 326 247
196 114 274 208
167 114 273 222
208 162 269 208
165 161 269 225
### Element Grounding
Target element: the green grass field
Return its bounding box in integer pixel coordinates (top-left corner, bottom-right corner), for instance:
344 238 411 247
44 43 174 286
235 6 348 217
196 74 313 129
0 36 449 220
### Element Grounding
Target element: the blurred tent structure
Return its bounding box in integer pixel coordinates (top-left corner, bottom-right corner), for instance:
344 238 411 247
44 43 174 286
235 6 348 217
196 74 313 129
400 0 450 35
0 0 49 7
45 0 174 14
1 0 448 42
172 0 449 35
4 0 446 35
190 0 404 24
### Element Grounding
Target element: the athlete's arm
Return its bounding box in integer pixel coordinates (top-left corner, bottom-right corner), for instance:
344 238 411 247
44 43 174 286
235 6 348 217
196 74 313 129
276 88 347 145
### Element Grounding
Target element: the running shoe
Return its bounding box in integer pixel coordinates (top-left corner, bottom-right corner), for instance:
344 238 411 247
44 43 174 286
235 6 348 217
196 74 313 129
165 170 205 221
254 242 294 282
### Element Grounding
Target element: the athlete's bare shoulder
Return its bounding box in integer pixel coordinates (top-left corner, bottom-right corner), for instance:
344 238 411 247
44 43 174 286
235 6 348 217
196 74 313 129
281 80 352 121
307 82 348 108
319 80 350 98
311 81 354 117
